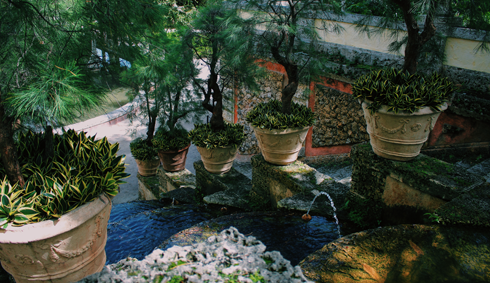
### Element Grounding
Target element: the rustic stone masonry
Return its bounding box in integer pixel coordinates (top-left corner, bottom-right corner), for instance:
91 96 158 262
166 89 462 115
348 143 486 228
312 85 369 147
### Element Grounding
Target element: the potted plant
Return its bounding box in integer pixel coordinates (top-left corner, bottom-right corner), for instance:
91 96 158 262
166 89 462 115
189 123 245 174
352 68 455 161
150 31 202 172
0 130 128 283
152 128 191 172
130 137 161 176
235 0 342 165
185 0 261 174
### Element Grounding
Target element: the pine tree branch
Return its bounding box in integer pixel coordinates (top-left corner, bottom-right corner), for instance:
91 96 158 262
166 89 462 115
8 0 83 33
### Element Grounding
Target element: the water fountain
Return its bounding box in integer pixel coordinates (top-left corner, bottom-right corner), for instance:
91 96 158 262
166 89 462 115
302 190 341 239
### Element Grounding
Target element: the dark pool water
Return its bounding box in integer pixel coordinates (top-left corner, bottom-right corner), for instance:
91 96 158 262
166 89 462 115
105 201 214 264
106 200 340 265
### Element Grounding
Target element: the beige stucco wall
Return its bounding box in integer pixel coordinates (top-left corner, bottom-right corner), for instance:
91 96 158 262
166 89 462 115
316 19 489 73
445 38 490 73
316 19 405 56
240 9 490 74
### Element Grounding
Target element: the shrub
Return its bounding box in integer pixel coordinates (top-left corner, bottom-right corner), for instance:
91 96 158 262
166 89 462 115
0 130 129 227
189 122 244 149
246 100 315 130
352 68 456 113
152 128 190 152
130 138 158 161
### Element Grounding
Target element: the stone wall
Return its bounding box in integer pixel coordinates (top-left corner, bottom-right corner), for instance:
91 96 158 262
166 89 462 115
312 85 368 148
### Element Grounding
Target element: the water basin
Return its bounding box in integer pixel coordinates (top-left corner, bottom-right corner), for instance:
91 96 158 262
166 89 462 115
106 200 341 266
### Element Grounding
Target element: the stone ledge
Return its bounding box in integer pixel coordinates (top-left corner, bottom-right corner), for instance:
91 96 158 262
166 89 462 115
194 161 251 195
348 143 488 227
251 155 350 212
137 167 196 201
157 167 196 193
137 173 160 201
436 182 490 227
194 161 253 210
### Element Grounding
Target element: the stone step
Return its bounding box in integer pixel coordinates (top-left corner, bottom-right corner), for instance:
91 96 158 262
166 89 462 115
194 161 253 210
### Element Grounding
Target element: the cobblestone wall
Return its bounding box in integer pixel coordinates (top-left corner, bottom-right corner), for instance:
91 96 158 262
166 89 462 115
312 85 368 147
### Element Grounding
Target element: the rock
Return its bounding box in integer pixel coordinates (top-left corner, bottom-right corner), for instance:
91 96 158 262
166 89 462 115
300 224 490 283
80 227 314 283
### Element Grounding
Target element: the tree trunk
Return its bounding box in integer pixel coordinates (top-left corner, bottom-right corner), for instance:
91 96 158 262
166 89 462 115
147 112 157 145
210 86 224 133
281 64 299 115
395 0 436 74
0 105 25 187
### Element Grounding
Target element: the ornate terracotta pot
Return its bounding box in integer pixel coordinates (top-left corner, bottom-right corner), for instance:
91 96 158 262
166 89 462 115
252 126 310 165
362 100 448 161
135 156 161 176
158 143 191 172
197 145 239 174
0 194 112 283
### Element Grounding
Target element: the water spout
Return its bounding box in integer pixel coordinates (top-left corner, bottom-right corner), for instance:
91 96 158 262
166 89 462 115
305 190 341 238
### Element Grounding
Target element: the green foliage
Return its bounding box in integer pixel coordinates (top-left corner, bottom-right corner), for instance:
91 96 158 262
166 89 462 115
246 100 315 130
352 68 456 113
185 0 264 131
343 199 382 229
6 60 102 127
344 0 396 17
167 275 184 283
152 128 190 152
189 123 244 149
122 29 202 142
351 0 490 73
425 212 441 223
167 260 188 271
0 130 128 228
232 0 344 113
130 138 158 161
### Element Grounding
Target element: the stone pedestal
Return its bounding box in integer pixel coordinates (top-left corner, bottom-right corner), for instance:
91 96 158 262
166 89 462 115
194 161 251 195
348 143 484 227
250 155 349 215
158 167 196 193
137 167 196 200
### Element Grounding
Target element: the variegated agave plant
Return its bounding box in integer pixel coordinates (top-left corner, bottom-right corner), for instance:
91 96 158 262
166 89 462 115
0 130 129 228
189 122 244 149
352 68 456 113
246 99 315 130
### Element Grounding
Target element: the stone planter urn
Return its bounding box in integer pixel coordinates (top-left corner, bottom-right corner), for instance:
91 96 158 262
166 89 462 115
197 145 239 174
158 143 191 172
362 100 448 161
0 194 112 283
252 126 310 165
135 156 161 176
